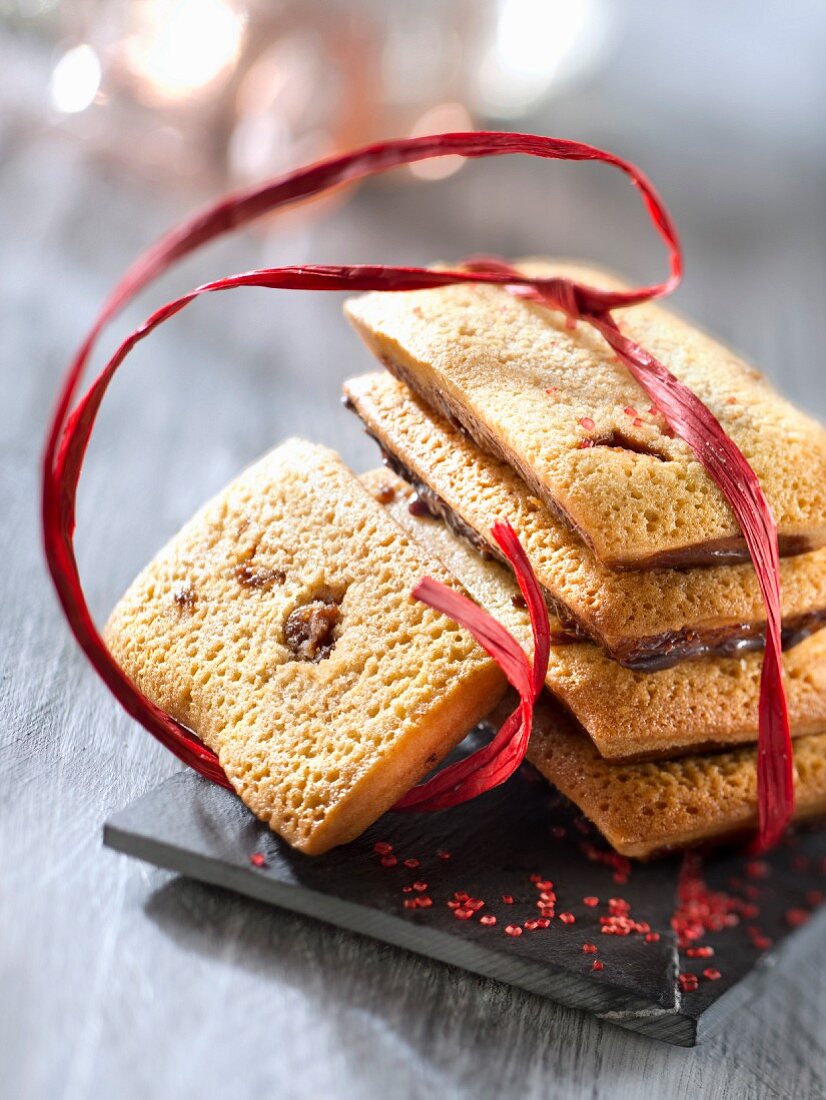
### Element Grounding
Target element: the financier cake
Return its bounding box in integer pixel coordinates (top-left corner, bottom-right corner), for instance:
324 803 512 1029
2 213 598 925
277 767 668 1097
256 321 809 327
345 260 826 569
104 439 505 854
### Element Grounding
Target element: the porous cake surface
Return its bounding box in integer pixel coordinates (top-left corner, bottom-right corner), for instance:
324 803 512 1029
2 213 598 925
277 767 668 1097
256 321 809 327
346 372 826 669
361 470 826 762
525 698 826 859
104 440 505 854
346 261 826 569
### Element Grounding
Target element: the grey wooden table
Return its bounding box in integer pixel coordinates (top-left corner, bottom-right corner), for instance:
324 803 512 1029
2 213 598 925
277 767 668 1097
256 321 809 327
3 5 826 1097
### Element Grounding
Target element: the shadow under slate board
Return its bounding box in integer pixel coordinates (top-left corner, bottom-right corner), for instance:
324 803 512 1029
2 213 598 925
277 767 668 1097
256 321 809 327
105 756 826 1047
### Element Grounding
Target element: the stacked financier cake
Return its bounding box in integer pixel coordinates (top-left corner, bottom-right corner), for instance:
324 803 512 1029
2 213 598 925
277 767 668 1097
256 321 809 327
344 258 826 857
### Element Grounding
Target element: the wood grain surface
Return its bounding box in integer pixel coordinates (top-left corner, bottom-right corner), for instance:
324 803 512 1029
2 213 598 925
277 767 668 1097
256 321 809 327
3 7 826 1096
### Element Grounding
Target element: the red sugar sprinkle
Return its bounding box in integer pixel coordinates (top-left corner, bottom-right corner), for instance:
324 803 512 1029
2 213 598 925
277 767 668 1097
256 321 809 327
592 960 604 972
404 899 418 909
417 896 433 909
746 860 770 880
479 914 497 926
579 439 596 449
466 898 485 912
645 932 661 943
703 968 722 981
580 844 632 878
249 852 266 868
380 855 398 868
438 850 452 861
524 920 539 931
403 858 421 869
678 973 699 993
727 396 738 404
412 881 428 892
402 886 413 894
454 892 470 903
501 895 515 905
504 924 522 938
559 912 576 925
579 416 596 431
545 387 558 396
632 417 643 428
785 907 810 928
746 925 774 950
454 908 474 921
686 946 714 958
623 406 638 417
671 853 745 949
535 918 551 928
533 879 554 891
373 842 393 856
582 943 598 954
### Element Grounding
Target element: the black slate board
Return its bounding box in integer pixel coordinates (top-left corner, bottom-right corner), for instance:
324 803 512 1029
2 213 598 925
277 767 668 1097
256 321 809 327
104 763 826 1047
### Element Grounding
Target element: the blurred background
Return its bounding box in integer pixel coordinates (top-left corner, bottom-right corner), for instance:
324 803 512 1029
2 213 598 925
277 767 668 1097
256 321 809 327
2 5 826 1094
3 0 826 627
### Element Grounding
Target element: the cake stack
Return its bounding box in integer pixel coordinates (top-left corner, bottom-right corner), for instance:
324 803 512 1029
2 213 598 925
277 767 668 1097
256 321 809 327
344 259 826 857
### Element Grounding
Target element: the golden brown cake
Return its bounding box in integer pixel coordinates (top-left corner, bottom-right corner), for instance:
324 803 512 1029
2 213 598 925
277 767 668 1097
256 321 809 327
361 469 826 762
525 697 826 859
346 371 826 669
346 260 826 569
104 440 505 855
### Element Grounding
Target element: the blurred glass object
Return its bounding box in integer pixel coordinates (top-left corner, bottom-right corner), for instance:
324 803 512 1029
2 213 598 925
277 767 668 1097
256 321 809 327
476 0 611 117
2 0 614 194
124 0 246 105
49 43 101 113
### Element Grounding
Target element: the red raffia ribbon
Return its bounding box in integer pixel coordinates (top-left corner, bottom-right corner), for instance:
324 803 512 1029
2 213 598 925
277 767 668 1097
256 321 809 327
394 521 550 811
41 132 792 847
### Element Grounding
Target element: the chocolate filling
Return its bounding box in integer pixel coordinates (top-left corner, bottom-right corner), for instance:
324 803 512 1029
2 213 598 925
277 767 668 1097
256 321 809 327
349 404 826 671
235 563 287 590
172 582 196 612
284 596 341 662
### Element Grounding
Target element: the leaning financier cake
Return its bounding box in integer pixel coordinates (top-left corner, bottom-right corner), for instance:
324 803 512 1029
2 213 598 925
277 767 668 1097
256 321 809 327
104 439 506 855
345 260 826 570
